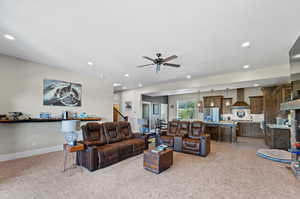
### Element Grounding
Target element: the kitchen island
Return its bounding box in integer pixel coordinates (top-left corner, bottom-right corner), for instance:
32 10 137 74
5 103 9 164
203 121 237 143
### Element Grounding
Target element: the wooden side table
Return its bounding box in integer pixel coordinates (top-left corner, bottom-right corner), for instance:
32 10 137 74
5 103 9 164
62 143 85 172
143 148 173 174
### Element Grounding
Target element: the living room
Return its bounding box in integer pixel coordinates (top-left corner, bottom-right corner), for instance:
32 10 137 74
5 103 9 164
1 1 300 199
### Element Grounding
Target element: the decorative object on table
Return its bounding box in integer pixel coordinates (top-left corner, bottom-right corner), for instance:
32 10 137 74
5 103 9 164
0 114 7 120
40 112 51 119
7 112 31 120
256 149 292 164
79 112 87 118
151 144 168 153
61 120 81 146
43 79 82 107
125 101 132 110
62 111 77 120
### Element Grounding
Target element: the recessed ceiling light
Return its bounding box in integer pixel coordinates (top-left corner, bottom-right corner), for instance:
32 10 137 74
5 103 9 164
243 65 250 69
138 84 143 88
3 34 15 40
113 83 122 87
87 61 93 66
253 84 259 87
292 53 300 59
124 74 129 77
122 86 127 90
186 75 192 79
241 41 250 48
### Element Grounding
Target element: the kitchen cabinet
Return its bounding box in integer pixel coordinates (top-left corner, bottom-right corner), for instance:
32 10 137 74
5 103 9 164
203 96 223 110
249 96 263 114
222 98 232 114
238 122 263 138
263 84 291 124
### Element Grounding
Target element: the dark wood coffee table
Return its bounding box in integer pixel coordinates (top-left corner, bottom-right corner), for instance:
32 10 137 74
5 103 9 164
143 148 173 174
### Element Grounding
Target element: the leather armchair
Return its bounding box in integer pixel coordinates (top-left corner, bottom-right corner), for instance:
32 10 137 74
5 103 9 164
160 121 179 147
182 121 211 156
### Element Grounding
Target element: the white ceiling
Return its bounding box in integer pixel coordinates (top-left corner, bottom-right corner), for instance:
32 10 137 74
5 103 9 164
0 0 299 91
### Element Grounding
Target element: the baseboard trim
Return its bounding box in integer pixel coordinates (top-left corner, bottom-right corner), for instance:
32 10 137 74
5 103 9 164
0 145 63 162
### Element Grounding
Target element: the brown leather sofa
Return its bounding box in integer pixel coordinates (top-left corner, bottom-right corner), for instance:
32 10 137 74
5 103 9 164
77 121 147 171
182 121 211 157
160 121 180 147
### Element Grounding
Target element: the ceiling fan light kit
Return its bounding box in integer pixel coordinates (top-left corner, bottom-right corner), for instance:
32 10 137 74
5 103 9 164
137 53 180 73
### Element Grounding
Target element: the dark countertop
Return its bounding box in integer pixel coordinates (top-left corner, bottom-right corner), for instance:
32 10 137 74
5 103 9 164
0 118 102 123
203 121 237 127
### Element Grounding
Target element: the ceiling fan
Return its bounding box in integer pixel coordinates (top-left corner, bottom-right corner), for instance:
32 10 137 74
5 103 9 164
136 53 180 73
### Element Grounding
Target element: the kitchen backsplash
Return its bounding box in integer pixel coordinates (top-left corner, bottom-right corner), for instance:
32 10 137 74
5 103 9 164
222 112 264 122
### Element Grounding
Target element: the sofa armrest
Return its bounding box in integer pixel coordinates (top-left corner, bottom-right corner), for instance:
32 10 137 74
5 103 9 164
76 145 99 172
133 133 148 149
175 133 188 138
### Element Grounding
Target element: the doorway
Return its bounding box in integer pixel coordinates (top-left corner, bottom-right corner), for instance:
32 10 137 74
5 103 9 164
142 102 151 130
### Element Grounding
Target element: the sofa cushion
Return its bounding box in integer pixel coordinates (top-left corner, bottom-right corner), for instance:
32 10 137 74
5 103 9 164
96 145 119 163
82 123 106 146
182 138 200 152
108 142 134 158
160 135 174 147
122 138 145 152
103 122 122 144
117 121 133 140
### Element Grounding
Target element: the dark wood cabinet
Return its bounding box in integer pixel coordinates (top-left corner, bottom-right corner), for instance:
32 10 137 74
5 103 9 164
203 96 223 110
263 85 291 124
238 122 263 138
222 98 232 114
249 96 263 114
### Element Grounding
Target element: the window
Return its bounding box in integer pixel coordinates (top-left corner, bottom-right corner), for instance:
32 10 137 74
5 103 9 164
177 101 196 120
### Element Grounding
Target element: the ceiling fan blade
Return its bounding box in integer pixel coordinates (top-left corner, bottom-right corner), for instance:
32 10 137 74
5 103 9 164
163 63 180 67
136 63 155 68
162 55 178 63
142 56 155 62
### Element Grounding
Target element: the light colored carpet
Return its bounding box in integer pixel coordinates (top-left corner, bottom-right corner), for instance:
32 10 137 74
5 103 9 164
0 137 299 199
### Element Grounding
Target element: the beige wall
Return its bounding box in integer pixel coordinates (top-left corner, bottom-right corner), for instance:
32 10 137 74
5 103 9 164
0 54 113 156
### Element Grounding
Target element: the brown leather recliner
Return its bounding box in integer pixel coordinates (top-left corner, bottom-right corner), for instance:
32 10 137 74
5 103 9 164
177 121 190 137
182 121 211 157
78 121 147 171
160 121 179 147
